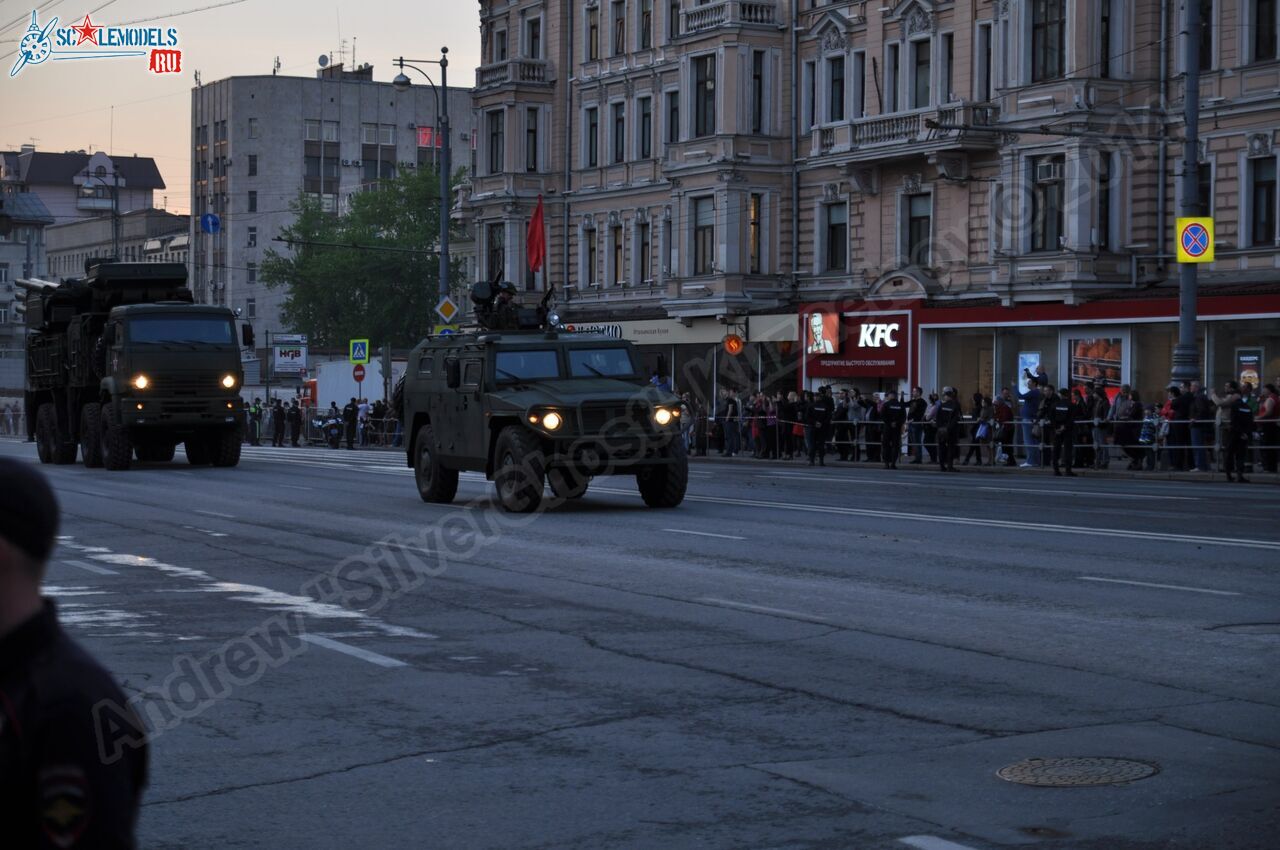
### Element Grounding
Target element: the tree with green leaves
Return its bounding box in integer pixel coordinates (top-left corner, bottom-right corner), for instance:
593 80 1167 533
261 165 457 349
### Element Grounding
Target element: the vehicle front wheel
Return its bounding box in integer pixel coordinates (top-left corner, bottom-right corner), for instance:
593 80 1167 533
80 403 103 468
101 403 132 471
35 403 55 464
636 437 688 508
547 467 589 500
414 425 458 503
494 427 545 513
210 427 242 467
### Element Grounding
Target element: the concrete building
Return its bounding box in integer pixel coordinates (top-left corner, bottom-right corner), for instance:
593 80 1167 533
46 208 189 280
0 146 165 225
190 62 475 338
464 0 1280 404
0 189 55 394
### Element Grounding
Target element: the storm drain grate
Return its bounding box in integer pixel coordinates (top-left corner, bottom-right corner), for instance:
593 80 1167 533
996 757 1159 787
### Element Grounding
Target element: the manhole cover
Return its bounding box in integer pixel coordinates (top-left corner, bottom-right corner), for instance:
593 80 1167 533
997 757 1159 787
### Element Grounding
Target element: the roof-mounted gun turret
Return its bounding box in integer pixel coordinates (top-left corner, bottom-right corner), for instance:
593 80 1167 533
471 274 559 332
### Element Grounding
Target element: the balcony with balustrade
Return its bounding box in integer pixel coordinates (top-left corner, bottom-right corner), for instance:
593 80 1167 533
474 58 553 91
680 0 778 36
807 103 1002 163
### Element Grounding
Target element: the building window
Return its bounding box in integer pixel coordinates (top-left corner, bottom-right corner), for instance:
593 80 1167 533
246 262 257 285
824 202 847 272
751 50 765 133
906 193 931 265
487 109 505 174
246 298 256 319
1098 152 1113 250
248 191 257 213
613 0 626 55
248 118 259 139
587 7 600 61
1100 0 1113 78
611 225 623 285
583 225 598 285
527 17 542 59
526 107 539 172
612 102 626 163
494 28 508 62
304 120 319 141
910 40 930 108
0 263 8 284
638 221 651 283
1249 158 1276 246
693 54 716 137
640 0 653 49
1031 154 1065 251
803 61 816 130
749 193 762 274
827 55 845 122
668 0 680 42
666 91 680 144
638 97 653 159
486 222 505 281
247 226 257 248
1032 0 1066 82
886 43 900 112
1255 0 1278 61
247 154 258 176
693 197 714 275
942 33 954 101
852 52 866 118
976 23 993 100
586 107 599 167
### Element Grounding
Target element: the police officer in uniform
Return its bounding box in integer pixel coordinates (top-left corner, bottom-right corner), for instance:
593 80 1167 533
881 392 907 469
287 401 303 447
1047 386 1079 476
934 388 963 472
342 397 359 450
807 387 835 466
0 460 148 848
271 399 286 448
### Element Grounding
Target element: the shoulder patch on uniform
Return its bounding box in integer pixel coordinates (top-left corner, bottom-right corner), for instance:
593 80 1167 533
40 766 90 849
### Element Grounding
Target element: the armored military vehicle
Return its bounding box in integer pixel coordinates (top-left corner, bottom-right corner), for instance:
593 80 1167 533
399 282 687 511
21 260 250 470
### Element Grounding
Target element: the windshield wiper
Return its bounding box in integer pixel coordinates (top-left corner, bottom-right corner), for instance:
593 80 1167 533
495 367 526 382
578 363 607 377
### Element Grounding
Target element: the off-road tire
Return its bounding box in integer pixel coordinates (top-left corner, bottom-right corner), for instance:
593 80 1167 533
136 444 176 463
185 437 211 466
547 467 589 500
636 437 689 508
80 403 104 468
101 403 132 471
210 427 242 467
494 427 545 513
35 403 56 464
414 425 458 503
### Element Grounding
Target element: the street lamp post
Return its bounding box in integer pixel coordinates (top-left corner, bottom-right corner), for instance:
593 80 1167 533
81 166 121 259
392 49 451 305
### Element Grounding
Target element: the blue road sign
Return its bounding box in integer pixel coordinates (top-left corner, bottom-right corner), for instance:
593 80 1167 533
200 213 221 235
1181 223 1209 257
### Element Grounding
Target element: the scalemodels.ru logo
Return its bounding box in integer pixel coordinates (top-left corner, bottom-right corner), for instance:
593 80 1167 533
9 10 182 78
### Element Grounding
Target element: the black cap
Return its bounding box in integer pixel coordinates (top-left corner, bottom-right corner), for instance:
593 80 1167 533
0 459 60 564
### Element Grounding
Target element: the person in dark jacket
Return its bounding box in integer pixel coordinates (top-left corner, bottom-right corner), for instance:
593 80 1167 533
934 387 963 472
1167 385 1193 471
287 401 303 447
806 387 835 466
1213 381 1253 483
342 397 359 450
271 399 286 447
1045 386 1079 476
0 460 148 850
881 392 907 469
906 387 927 464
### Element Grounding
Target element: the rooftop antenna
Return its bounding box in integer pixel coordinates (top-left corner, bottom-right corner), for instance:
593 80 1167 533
273 56 281 75
194 69 201 86
352 36 356 68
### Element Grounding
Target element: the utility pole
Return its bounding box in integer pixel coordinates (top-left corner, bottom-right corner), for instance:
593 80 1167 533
439 48 451 300
1171 0 1202 385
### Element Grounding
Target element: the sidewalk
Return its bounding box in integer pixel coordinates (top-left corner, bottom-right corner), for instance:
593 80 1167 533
690 449 1280 485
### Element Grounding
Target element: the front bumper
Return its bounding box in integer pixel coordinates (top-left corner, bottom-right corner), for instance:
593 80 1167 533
541 428 681 472
114 396 245 431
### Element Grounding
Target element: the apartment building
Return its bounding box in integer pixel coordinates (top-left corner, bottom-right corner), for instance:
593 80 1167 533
465 0 1280 402
191 63 475 339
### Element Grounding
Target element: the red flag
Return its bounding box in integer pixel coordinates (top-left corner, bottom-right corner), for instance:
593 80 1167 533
526 195 546 273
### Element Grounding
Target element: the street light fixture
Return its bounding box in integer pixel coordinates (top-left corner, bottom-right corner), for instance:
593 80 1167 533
392 48 451 307
80 165 121 259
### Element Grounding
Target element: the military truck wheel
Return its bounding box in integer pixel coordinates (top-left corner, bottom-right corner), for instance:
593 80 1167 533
35 404 56 464
210 427 242 467
80 403 104 468
185 437 211 466
494 427 545 513
101 403 133 471
414 425 458 503
547 467 589 500
136 444 176 463
636 437 688 508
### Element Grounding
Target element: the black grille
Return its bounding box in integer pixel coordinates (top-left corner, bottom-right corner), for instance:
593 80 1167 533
580 404 646 434
149 373 218 393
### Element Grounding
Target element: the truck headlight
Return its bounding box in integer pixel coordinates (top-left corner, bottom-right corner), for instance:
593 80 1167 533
542 411 563 431
653 407 674 426
133 374 150 390
221 374 237 389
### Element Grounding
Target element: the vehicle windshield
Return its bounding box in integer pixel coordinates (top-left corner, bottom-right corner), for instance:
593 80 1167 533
494 349 561 380
568 347 636 378
128 315 235 345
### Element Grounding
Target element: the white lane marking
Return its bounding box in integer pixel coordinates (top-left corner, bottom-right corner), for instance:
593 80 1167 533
60 488 112 498
588 486 1280 551
61 559 119 576
1078 576 1241 596
279 484 315 491
699 597 828 621
301 634 408 668
977 486 1196 501
899 837 982 850
661 528 747 540
195 509 235 519
182 525 229 538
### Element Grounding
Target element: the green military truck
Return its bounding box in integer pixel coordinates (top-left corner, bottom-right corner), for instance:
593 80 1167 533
399 282 688 512
21 260 251 470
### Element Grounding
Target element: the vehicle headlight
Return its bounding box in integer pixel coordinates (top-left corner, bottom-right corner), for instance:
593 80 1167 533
221 374 237 389
542 411 563 431
654 407 673 426
132 374 149 390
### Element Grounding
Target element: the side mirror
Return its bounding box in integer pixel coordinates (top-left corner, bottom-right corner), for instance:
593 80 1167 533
445 358 461 389
241 324 255 348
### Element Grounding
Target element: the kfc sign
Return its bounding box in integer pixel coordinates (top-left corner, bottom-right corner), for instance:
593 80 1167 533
858 323 900 348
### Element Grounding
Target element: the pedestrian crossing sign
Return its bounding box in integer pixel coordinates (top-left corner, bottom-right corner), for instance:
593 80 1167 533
349 338 370 364
1175 217 1214 264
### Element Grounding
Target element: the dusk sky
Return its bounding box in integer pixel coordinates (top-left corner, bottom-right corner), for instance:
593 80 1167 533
1 0 482 216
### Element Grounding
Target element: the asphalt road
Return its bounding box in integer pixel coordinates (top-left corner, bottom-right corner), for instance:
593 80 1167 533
6 438 1279 850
